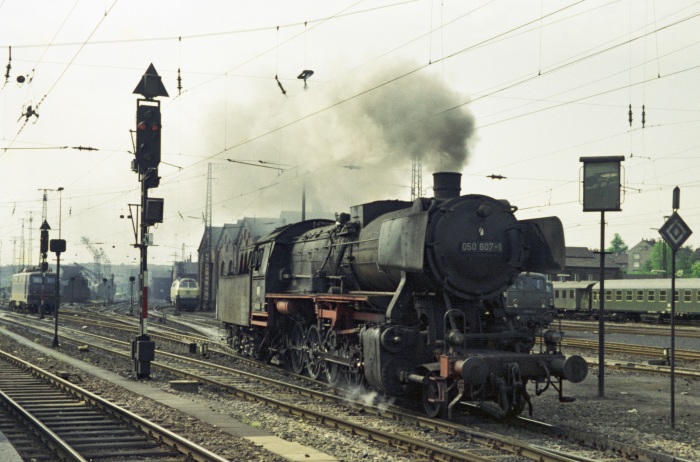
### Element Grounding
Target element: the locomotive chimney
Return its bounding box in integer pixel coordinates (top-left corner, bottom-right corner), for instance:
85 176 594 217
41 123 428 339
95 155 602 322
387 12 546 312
433 172 462 200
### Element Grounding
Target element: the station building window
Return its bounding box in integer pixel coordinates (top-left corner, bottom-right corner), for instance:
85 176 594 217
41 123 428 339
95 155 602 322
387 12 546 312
615 290 622 302
636 290 644 302
684 290 692 302
660 290 667 302
674 290 679 302
648 291 655 302
626 290 632 302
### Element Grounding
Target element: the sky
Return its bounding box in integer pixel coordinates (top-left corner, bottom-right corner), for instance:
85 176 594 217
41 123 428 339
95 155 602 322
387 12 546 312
1 0 700 269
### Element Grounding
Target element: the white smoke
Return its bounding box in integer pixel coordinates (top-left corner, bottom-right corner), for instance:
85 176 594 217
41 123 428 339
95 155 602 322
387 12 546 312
341 385 396 414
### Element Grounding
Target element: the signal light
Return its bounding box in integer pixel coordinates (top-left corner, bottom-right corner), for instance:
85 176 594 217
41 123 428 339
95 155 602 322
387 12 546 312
40 229 48 253
135 103 161 170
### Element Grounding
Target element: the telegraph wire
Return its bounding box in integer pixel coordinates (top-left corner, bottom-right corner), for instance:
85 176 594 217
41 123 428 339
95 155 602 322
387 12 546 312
473 63 700 131
436 10 700 119
4 0 120 154
1 1 420 50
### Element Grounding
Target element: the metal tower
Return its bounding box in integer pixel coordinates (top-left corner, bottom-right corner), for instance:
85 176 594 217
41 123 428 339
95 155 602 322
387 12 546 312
199 163 214 311
19 219 25 269
27 212 33 267
411 155 422 201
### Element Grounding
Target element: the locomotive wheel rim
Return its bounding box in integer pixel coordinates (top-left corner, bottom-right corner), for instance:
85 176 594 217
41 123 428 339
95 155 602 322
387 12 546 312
306 325 323 380
422 376 447 418
288 324 306 375
505 395 526 417
323 331 344 386
499 387 527 418
346 351 364 388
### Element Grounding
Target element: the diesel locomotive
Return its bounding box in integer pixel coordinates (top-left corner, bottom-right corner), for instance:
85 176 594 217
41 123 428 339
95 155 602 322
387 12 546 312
170 277 200 311
504 272 556 329
217 172 587 418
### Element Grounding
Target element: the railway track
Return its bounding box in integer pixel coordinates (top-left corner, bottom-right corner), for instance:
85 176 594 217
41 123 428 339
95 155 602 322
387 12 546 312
1 311 610 462
0 348 228 462
561 337 700 362
47 308 700 380
557 320 700 339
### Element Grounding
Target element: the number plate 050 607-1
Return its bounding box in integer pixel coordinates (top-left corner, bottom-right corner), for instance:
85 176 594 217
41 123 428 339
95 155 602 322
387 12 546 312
460 242 503 253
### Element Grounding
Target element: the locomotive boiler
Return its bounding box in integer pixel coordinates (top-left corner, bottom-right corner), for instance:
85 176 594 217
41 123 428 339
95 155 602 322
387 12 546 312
217 172 587 418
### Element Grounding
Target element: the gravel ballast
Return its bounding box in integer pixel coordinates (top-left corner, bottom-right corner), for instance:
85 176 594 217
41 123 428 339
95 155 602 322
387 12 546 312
0 317 697 461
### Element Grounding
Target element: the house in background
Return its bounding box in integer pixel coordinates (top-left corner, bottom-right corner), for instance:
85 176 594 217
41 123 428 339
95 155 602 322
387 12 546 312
627 239 656 273
197 211 335 311
557 246 622 281
197 218 282 311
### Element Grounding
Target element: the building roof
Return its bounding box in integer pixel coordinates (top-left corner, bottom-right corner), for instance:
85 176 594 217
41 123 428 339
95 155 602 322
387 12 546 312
565 246 599 269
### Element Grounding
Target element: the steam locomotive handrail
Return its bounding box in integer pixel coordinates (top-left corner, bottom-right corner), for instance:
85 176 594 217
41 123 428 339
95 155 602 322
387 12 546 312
266 292 393 302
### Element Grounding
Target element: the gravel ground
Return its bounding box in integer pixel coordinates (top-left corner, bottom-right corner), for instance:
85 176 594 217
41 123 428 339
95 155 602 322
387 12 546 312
0 316 698 462
529 359 699 461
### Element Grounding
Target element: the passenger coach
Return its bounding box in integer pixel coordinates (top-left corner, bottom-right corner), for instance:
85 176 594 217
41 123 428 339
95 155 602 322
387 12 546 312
553 279 700 321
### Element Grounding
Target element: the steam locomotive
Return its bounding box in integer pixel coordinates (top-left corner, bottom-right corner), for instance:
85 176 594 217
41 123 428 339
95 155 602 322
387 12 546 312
217 172 587 418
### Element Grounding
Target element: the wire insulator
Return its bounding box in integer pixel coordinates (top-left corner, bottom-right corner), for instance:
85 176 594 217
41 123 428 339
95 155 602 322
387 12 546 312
628 104 633 127
642 105 646 128
275 75 286 95
177 68 182 95
4 46 11 82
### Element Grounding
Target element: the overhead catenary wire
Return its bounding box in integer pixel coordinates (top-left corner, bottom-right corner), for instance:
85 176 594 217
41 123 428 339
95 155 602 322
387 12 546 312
3 1 700 263
3 0 120 152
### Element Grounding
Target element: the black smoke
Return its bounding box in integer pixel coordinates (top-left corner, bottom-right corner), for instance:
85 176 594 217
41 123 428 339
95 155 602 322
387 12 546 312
210 60 476 220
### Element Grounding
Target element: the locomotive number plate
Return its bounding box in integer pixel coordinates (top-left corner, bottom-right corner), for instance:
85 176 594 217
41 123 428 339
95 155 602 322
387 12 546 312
460 241 503 253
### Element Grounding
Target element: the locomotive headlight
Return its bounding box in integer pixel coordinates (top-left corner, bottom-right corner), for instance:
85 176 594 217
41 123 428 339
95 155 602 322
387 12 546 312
543 330 561 344
447 329 464 346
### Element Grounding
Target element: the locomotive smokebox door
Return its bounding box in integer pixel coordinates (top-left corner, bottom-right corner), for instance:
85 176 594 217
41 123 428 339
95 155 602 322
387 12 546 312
425 195 520 300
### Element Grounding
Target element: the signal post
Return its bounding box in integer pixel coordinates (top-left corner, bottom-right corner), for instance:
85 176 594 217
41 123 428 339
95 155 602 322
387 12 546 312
131 64 167 379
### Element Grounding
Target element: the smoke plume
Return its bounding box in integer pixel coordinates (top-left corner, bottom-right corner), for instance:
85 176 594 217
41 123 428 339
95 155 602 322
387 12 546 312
211 60 476 221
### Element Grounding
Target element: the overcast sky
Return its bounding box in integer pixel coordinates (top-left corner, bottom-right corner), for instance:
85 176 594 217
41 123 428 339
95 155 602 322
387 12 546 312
1 0 699 269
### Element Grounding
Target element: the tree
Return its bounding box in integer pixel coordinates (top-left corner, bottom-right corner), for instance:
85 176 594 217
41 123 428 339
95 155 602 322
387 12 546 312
690 261 700 278
607 233 628 254
647 241 697 277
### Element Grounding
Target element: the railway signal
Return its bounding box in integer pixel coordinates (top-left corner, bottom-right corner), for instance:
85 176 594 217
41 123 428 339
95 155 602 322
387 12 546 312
135 103 161 170
658 187 692 430
50 238 66 348
131 64 168 379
